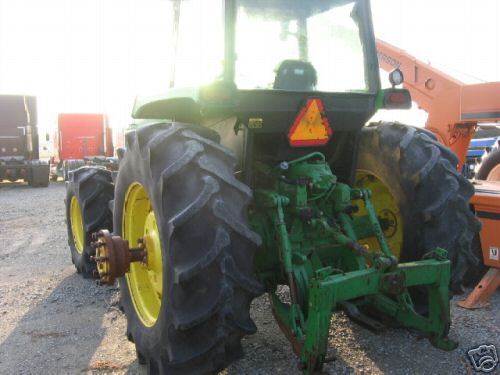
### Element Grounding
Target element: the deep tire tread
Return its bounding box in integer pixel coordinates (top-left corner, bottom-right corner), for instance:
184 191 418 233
212 199 262 245
115 122 263 374
196 156 252 196
360 122 481 293
173 227 228 283
159 140 204 182
181 129 237 164
223 255 264 295
172 286 229 330
169 176 220 228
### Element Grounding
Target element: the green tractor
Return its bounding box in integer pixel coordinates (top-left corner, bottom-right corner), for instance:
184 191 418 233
65 0 480 373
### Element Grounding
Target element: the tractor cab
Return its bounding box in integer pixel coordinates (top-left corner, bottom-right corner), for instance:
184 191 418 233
169 0 378 92
133 0 405 184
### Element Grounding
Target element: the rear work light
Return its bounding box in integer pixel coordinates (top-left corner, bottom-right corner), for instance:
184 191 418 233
288 98 333 147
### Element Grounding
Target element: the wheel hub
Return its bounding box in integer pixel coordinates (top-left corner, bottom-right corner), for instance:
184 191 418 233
92 229 147 285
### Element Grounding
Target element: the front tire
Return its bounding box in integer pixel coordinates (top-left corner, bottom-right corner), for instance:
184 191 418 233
115 123 263 374
65 167 114 277
356 122 481 293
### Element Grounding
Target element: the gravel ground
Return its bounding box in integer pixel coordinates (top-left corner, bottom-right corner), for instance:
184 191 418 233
0 182 498 374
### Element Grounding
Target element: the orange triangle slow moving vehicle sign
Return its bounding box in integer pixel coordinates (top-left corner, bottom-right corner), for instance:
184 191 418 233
288 98 333 146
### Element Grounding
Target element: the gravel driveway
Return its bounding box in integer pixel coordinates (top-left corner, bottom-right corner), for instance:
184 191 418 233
0 182 498 374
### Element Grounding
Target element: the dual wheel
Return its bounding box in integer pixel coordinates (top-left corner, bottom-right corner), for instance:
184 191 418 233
66 122 480 373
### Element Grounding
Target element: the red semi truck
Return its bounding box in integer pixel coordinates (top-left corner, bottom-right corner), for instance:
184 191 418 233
50 113 117 181
0 95 49 187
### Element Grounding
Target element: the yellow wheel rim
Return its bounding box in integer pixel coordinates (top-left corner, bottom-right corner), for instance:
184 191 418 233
123 183 163 327
354 170 403 258
70 196 84 254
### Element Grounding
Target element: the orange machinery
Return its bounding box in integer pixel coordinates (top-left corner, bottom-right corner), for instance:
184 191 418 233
377 39 500 171
376 39 500 307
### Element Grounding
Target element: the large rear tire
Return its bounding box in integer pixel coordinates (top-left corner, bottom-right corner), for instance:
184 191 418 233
115 123 263 374
65 167 114 277
356 122 481 293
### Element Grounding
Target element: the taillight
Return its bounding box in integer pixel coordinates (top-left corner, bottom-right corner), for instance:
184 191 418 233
382 88 412 109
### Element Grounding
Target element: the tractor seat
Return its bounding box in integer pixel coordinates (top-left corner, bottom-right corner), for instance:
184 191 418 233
273 60 317 91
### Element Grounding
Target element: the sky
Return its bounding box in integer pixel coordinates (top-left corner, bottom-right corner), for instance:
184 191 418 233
0 0 499 134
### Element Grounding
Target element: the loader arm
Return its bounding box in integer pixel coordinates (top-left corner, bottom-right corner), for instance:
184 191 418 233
376 38 500 169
